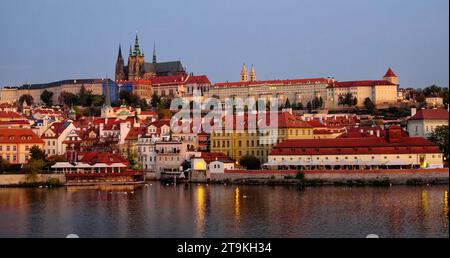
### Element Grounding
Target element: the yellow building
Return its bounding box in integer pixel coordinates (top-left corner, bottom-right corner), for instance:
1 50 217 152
211 111 314 164
0 128 44 164
326 68 399 109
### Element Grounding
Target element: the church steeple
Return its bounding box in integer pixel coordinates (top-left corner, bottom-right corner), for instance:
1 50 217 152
240 63 248 82
153 43 157 64
250 64 256 82
133 32 142 56
115 45 125 82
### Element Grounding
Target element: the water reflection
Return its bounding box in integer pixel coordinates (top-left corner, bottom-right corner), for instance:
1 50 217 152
195 186 205 237
0 185 448 238
444 191 448 217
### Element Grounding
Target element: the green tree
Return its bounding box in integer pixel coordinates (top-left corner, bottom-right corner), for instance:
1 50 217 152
23 159 46 181
40 90 54 107
30 145 47 161
59 91 78 106
19 94 34 107
364 97 376 114
427 125 449 161
239 155 261 170
127 151 140 170
151 93 161 108
306 101 312 112
0 157 11 173
285 98 291 108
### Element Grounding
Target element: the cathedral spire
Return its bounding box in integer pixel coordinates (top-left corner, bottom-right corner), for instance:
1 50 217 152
153 42 157 64
118 44 123 58
240 63 248 82
115 45 125 82
134 31 140 56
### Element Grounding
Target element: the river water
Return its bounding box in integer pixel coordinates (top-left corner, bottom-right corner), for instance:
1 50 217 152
0 184 448 238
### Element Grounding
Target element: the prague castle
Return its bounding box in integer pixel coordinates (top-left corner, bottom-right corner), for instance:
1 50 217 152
115 33 187 82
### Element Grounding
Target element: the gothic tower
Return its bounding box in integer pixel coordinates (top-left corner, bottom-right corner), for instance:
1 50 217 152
115 45 125 82
250 64 256 82
127 32 145 80
240 63 248 82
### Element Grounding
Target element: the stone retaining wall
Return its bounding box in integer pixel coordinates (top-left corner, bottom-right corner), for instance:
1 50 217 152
0 174 66 186
210 169 449 185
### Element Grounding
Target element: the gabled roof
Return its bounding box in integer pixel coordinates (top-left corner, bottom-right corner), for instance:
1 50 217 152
408 109 449 121
125 127 147 141
149 119 171 128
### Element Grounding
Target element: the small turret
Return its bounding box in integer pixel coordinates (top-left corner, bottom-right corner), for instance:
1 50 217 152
240 63 248 82
383 67 398 85
250 64 256 82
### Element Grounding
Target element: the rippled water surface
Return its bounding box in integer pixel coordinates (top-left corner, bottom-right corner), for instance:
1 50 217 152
0 184 448 238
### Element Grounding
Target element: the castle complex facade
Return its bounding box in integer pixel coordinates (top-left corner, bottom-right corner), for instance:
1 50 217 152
115 33 187 82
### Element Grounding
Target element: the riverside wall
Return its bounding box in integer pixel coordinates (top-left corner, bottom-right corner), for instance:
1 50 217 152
209 168 449 185
0 174 66 186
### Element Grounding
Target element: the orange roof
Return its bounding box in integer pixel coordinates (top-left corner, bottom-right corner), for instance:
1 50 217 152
0 128 44 144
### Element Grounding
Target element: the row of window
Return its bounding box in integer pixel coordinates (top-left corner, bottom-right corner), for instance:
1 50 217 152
0 145 32 152
273 154 441 161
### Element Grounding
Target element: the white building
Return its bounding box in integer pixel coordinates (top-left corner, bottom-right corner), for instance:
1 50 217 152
407 108 449 137
41 121 76 156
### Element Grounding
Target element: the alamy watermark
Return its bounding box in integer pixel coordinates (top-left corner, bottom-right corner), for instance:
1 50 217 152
169 91 279 144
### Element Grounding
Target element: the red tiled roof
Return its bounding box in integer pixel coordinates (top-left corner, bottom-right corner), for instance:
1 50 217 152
408 109 449 121
0 128 44 144
200 152 234 164
307 120 327 128
149 119 171 128
214 78 330 88
0 120 30 125
223 112 313 130
0 111 25 119
139 111 157 116
150 75 186 85
80 152 127 165
125 127 147 141
186 75 210 84
384 67 397 77
328 80 396 88
270 137 440 155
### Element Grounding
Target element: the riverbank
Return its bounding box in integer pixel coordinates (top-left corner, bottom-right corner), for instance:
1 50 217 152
0 174 66 187
1 168 448 187
207 168 449 186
